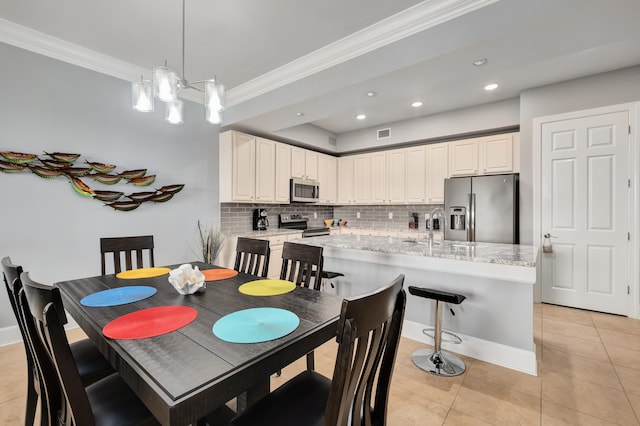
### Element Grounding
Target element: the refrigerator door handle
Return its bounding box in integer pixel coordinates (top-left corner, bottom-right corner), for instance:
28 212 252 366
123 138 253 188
466 193 472 241
469 192 476 242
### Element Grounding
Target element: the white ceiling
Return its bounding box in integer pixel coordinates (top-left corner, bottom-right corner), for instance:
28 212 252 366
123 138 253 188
1 0 639 137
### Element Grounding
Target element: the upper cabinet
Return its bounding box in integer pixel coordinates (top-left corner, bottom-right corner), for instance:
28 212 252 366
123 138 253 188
291 147 318 180
426 143 448 203
220 131 289 204
449 133 516 177
337 157 354 204
317 153 337 204
405 146 426 203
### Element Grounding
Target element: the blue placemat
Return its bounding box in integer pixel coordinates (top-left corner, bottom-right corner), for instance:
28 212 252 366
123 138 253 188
80 286 157 307
212 307 300 344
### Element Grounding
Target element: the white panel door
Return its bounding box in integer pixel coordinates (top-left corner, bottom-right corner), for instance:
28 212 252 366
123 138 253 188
541 110 629 314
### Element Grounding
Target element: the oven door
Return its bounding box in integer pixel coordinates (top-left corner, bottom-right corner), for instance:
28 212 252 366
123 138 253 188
290 178 319 203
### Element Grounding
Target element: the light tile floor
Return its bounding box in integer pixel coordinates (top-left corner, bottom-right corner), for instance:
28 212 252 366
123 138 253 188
2 303 640 425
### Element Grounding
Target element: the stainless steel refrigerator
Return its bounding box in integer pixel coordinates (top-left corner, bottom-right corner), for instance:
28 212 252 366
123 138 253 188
444 174 519 244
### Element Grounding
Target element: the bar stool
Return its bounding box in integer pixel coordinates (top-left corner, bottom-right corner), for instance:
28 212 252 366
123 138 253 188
408 286 466 377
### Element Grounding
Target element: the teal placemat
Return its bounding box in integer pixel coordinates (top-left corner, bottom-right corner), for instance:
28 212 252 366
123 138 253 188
212 307 300 344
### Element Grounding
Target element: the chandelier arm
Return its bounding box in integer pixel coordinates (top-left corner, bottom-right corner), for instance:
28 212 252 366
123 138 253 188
182 0 186 80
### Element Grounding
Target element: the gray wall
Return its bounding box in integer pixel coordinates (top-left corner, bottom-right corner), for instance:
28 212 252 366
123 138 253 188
0 42 220 334
519 65 640 244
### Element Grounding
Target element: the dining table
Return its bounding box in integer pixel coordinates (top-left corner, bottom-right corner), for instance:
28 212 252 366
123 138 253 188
55 262 343 426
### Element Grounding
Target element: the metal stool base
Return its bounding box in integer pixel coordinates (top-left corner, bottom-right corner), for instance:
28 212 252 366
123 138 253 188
412 348 465 377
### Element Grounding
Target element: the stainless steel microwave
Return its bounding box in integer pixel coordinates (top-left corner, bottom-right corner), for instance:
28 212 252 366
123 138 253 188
290 178 319 203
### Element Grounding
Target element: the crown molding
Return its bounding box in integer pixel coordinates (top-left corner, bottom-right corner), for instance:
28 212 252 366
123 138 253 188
225 0 498 106
0 0 497 107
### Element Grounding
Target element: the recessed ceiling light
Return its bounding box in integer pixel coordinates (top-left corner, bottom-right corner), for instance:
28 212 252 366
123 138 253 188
411 101 423 108
365 91 377 97
295 112 304 116
356 114 366 120
473 58 488 66
484 83 498 91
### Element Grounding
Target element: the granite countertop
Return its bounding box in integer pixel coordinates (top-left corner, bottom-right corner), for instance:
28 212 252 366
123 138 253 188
225 229 304 238
291 234 537 267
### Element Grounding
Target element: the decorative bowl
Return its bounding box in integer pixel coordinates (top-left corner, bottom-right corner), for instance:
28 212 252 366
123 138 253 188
324 219 333 228
168 264 206 295
339 220 347 226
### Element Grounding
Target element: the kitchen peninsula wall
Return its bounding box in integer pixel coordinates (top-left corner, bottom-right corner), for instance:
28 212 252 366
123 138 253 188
220 202 444 234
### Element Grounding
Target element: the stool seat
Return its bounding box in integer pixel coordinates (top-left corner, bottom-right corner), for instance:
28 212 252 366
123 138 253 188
408 286 465 305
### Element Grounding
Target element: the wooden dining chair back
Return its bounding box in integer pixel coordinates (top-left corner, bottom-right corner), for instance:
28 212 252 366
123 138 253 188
100 235 155 275
229 274 406 426
20 272 158 426
234 237 270 278
2 256 40 426
280 242 324 290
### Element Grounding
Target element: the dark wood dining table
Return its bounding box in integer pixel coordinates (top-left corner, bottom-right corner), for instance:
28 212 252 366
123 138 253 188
56 262 343 426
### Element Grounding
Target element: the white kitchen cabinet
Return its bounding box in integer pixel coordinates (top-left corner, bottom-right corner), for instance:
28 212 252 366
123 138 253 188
405 145 426 203
317 153 337 204
353 154 371 204
291 147 318 180
448 138 479 177
449 134 515 177
219 131 256 202
337 157 354 204
265 233 301 279
275 143 291 203
426 143 448 203
370 151 387 204
386 149 406 204
480 133 513 174
254 138 275 203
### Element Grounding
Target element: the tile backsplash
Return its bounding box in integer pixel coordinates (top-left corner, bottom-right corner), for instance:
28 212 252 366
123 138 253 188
220 203 444 234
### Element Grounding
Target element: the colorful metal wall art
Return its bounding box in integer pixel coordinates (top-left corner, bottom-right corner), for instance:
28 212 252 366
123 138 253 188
0 151 184 211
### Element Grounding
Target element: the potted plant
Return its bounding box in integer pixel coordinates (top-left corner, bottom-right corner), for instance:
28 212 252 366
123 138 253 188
197 220 225 264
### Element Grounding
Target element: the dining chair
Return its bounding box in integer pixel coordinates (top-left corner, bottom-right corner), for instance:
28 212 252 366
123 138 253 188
280 241 324 290
20 272 159 426
230 274 406 426
279 241 325 371
2 257 114 426
234 237 270 278
100 235 155 275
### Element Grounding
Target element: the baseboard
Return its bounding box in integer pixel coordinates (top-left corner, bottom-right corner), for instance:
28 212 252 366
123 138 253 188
402 320 538 376
1 316 80 347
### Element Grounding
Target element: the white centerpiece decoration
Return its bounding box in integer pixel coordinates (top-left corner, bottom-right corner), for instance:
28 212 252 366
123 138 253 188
168 264 206 295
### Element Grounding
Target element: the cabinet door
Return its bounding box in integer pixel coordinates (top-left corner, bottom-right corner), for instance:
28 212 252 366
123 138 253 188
255 138 275 203
291 147 306 178
353 155 371 204
317 154 337 204
405 146 426 203
232 133 256 201
480 134 513 174
305 151 319 180
426 143 448 204
275 143 291 203
337 157 354 204
387 149 406 204
370 152 387 204
449 139 478 176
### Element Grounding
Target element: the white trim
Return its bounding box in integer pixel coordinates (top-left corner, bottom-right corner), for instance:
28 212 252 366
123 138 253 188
0 324 22 347
0 0 497 107
402 320 538 376
532 102 640 319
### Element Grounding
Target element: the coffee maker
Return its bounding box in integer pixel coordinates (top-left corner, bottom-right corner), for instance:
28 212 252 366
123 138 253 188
253 208 269 231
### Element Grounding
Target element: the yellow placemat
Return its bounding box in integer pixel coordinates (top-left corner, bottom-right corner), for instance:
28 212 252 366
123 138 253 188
238 279 296 296
116 267 171 279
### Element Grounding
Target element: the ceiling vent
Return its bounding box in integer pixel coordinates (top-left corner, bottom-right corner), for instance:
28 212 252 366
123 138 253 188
377 128 391 140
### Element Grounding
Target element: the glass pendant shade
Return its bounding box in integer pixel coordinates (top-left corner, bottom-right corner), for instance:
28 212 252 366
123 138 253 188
205 80 225 124
131 78 154 112
165 100 184 124
154 66 179 102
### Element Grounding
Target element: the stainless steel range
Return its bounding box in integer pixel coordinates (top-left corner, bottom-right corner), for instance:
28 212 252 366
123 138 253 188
279 213 330 237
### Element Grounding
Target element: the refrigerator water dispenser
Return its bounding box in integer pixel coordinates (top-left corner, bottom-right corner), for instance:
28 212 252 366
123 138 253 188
450 207 466 230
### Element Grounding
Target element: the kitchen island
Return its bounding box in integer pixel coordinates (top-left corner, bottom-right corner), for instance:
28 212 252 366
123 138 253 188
292 234 539 375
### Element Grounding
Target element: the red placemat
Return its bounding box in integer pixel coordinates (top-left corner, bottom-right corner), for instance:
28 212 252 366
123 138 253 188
103 306 198 340
202 269 238 281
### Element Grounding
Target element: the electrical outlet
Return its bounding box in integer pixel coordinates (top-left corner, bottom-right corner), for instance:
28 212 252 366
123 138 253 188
388 212 393 220
356 212 361 219
425 213 430 220
313 212 317 219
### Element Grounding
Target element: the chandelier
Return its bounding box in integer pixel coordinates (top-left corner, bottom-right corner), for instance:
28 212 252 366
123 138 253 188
131 0 224 125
